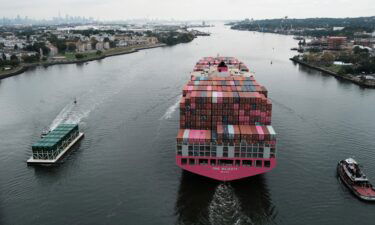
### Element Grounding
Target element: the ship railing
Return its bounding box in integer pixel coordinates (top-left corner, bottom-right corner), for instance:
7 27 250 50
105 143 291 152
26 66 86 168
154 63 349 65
176 141 276 159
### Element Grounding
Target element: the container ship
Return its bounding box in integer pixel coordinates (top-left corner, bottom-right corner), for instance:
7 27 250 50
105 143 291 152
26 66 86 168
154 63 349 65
27 123 84 165
176 56 277 181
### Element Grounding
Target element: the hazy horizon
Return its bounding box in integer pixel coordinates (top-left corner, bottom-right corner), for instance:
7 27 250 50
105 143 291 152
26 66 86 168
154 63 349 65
0 0 374 21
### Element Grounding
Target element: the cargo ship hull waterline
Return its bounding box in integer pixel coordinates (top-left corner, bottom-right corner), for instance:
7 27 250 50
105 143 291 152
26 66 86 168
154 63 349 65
176 57 277 181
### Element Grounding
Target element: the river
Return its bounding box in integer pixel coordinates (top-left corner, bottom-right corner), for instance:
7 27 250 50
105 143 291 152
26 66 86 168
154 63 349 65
1 24 375 225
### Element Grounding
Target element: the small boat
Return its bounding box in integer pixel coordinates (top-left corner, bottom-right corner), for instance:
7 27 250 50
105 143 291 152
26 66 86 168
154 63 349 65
337 158 375 201
40 129 50 138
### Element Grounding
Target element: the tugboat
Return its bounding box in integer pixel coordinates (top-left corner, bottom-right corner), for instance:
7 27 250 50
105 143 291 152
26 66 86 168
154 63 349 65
337 158 375 201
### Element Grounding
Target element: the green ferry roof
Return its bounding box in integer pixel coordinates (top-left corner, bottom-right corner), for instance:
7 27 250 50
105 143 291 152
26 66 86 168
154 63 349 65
33 123 78 148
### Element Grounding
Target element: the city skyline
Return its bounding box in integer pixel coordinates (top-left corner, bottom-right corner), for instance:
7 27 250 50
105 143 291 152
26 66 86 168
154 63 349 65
0 0 374 21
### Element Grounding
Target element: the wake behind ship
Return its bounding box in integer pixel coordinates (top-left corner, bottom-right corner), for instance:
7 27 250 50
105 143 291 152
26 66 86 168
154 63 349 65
176 57 277 181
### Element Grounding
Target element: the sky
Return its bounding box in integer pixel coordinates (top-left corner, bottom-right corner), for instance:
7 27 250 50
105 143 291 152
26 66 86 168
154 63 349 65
0 0 374 21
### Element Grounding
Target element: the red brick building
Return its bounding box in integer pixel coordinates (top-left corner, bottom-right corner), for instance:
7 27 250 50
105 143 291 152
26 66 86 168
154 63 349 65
327 36 347 50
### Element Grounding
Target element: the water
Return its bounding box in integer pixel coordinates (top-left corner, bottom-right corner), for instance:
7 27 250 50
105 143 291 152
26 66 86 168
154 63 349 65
1 24 375 225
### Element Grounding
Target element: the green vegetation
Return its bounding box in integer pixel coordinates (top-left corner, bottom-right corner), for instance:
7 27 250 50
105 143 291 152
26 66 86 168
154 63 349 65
154 32 195 45
231 16 375 37
21 54 40 63
0 56 19 67
75 53 85 59
299 46 375 75
48 34 67 53
24 42 50 55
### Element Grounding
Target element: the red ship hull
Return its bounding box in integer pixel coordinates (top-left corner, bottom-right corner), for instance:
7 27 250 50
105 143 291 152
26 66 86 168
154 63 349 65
176 156 276 181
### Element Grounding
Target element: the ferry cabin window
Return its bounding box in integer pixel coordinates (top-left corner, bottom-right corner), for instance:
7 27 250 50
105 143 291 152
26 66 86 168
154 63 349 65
256 160 262 167
189 159 195 165
210 159 216 165
181 158 187 165
264 160 271 168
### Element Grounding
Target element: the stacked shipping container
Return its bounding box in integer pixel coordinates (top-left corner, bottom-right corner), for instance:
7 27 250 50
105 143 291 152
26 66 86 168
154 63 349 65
176 57 277 181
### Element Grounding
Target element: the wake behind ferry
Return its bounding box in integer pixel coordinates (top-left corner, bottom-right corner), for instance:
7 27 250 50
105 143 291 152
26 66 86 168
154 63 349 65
176 57 277 181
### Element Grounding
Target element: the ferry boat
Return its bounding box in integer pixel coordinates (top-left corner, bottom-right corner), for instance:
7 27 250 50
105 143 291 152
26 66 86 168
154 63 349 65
27 123 84 165
176 57 277 181
337 158 375 201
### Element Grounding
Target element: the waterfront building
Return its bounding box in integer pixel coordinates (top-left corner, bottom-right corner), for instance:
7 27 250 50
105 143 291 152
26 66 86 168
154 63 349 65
327 36 347 50
95 42 104 50
103 42 110 50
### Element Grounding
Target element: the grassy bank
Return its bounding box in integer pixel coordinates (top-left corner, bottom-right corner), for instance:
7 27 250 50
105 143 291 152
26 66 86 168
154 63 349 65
290 57 375 88
0 43 166 80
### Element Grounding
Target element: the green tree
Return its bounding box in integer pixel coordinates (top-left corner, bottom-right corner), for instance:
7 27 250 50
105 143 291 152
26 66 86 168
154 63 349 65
306 53 319 64
48 34 67 53
96 50 102 55
75 53 85 59
1 53 6 61
10 54 19 66
91 38 98 49
22 54 40 63
353 46 368 55
109 41 116 48
338 65 355 75
321 52 335 65
24 42 50 55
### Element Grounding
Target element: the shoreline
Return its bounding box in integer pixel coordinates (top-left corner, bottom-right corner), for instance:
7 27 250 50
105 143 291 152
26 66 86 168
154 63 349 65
0 43 166 80
290 58 375 88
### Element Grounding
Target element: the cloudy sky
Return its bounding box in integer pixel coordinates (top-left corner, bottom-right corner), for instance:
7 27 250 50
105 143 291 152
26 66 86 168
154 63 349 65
1 0 374 20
